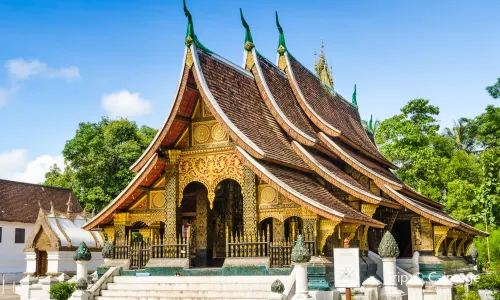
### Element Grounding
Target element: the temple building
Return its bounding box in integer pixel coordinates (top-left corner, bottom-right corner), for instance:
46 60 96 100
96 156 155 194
83 3 486 275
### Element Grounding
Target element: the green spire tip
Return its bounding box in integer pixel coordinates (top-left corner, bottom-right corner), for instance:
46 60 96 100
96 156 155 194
352 84 358 108
369 114 374 133
275 12 287 56
183 0 195 46
240 8 254 51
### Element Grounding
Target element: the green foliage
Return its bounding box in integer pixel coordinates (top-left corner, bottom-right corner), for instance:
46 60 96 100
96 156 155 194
43 117 157 211
455 286 481 300
486 78 500 99
376 99 448 201
470 148 500 226
473 225 500 270
444 118 477 153
470 105 500 149
43 164 73 188
49 282 76 300
471 270 500 299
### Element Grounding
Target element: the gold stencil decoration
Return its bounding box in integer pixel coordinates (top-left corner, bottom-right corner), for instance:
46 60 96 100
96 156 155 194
151 191 166 208
178 152 244 207
191 120 229 146
261 186 277 204
193 124 211 144
211 123 227 142
130 195 148 210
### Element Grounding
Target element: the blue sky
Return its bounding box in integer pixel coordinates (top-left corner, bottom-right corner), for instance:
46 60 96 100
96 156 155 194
0 0 498 183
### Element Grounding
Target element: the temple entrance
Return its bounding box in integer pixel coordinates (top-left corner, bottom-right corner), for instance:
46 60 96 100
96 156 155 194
36 250 47 276
181 179 243 268
393 220 412 257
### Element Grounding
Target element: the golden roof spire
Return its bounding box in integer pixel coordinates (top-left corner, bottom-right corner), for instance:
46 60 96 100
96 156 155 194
314 40 334 90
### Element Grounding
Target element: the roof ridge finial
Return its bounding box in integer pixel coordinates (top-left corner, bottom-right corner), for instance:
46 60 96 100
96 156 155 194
275 12 287 56
369 114 374 133
352 84 358 108
183 0 195 46
240 8 254 51
50 200 55 214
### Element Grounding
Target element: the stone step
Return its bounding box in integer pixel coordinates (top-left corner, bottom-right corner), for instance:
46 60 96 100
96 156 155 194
112 276 285 284
98 288 270 299
106 282 271 291
96 297 264 300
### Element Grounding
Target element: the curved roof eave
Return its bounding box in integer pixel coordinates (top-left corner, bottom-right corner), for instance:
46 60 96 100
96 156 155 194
236 146 385 229
284 52 397 169
83 153 159 230
318 132 403 189
130 47 189 172
382 185 459 228
292 141 384 205
250 49 317 146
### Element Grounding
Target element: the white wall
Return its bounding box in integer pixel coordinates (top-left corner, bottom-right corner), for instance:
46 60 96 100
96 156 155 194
0 221 34 274
47 251 104 275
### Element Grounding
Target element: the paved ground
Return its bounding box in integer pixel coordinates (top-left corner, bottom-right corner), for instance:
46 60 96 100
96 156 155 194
0 284 20 300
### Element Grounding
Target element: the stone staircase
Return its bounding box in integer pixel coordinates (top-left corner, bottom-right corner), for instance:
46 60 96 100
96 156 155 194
94 275 290 300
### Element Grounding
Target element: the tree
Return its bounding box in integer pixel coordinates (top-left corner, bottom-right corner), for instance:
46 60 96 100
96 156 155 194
44 118 157 211
44 164 73 189
470 147 500 226
470 105 500 149
486 78 500 99
444 118 476 153
376 99 450 201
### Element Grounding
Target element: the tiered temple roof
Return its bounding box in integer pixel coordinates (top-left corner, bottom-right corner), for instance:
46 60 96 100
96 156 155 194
83 3 487 237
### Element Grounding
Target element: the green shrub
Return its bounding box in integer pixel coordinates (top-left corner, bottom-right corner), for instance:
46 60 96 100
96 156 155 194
49 282 76 300
454 286 481 300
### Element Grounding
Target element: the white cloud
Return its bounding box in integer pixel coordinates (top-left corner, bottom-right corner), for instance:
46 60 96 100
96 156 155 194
5 59 80 81
0 149 64 184
101 90 152 118
0 85 21 108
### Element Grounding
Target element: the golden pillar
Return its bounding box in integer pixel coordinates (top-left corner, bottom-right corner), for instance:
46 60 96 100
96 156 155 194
164 150 181 242
242 166 257 236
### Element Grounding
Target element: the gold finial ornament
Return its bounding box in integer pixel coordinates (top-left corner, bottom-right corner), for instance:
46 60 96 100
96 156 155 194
314 40 334 89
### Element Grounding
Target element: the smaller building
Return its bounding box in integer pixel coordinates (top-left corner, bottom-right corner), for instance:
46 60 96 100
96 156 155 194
24 208 104 276
0 179 82 280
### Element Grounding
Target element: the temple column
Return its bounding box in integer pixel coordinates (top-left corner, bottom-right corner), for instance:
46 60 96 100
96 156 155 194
164 150 181 243
242 166 257 237
195 189 209 267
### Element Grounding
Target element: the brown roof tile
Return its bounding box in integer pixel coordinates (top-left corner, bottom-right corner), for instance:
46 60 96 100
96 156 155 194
288 55 392 165
0 179 82 223
256 54 317 141
197 49 309 170
256 160 385 227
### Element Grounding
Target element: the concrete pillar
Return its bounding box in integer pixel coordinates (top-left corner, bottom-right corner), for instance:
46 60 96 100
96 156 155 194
435 276 453 300
76 261 88 282
70 290 90 300
292 263 313 299
382 257 397 293
362 276 382 300
406 275 424 300
25 251 37 275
